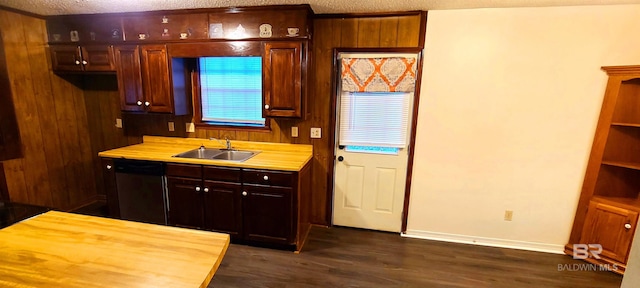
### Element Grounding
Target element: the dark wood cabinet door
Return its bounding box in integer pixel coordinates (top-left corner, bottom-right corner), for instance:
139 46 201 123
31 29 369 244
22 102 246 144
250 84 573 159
580 200 639 263
101 158 119 218
81 46 115 72
203 180 242 237
243 185 293 244
166 176 204 229
263 41 302 118
114 45 144 112
140 45 173 113
50 45 83 72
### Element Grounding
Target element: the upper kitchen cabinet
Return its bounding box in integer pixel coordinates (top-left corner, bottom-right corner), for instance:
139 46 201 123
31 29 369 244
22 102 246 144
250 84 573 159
122 13 209 42
207 5 312 39
114 44 190 115
263 41 305 118
50 45 115 73
46 15 124 44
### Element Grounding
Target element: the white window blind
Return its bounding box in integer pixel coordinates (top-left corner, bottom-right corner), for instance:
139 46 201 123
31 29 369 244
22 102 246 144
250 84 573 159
199 57 265 126
338 91 411 148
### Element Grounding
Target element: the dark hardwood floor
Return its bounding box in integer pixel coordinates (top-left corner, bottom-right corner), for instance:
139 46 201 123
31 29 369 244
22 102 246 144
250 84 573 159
70 203 623 287
210 226 622 288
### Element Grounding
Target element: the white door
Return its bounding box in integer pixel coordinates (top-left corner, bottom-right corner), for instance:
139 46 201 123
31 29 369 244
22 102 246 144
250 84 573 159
332 53 417 233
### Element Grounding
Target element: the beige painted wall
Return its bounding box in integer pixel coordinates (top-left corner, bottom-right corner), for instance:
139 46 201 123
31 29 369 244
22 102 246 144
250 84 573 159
406 5 640 252
622 226 640 286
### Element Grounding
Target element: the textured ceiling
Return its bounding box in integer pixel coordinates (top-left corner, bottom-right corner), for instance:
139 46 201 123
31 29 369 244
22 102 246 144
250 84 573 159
1 0 640 15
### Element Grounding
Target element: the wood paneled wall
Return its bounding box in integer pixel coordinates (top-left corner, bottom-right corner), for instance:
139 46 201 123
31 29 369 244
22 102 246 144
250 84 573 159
0 9 98 209
0 8 426 222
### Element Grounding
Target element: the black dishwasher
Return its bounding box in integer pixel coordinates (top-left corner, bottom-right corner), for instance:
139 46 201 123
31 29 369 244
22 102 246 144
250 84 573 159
113 159 167 225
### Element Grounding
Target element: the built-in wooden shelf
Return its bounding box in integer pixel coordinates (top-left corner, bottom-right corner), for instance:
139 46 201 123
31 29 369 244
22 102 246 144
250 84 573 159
602 161 640 171
592 196 640 212
611 122 640 128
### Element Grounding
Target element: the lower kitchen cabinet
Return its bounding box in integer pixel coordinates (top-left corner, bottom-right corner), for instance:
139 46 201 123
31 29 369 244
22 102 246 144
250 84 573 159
164 162 311 250
204 180 242 237
166 176 204 230
243 185 293 244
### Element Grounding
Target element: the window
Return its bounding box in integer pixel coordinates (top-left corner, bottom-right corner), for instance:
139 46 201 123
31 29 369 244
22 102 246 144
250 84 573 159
198 56 265 127
338 91 411 150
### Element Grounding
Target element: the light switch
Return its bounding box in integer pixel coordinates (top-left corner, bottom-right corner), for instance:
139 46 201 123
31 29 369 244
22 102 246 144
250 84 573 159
311 127 321 139
291 126 299 137
115 118 122 128
168 122 175 132
186 122 195 133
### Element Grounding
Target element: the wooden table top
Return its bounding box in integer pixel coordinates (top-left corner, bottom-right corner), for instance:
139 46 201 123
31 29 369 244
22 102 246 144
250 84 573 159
0 211 230 288
98 136 313 171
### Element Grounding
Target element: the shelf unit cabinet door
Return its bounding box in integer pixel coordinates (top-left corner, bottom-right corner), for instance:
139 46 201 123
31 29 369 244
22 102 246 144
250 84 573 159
166 176 205 230
81 46 115 72
263 41 302 118
114 45 144 112
580 201 639 263
203 180 242 237
242 185 293 244
140 45 173 113
50 45 83 72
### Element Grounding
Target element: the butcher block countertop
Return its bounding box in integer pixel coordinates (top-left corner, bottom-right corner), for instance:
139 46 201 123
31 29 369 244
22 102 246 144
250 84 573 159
0 211 229 288
98 136 313 171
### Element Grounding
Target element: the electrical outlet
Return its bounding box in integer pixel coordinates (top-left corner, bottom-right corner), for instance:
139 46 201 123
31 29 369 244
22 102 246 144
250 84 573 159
168 122 175 132
186 123 195 133
115 118 122 128
291 126 299 137
504 210 513 221
310 127 321 139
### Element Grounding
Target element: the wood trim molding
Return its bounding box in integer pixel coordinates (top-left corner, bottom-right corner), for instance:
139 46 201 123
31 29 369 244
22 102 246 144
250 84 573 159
0 5 46 19
602 65 640 76
0 162 9 202
315 10 424 19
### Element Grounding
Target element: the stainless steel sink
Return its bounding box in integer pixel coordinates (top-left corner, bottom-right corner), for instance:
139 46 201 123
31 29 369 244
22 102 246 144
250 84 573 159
211 150 258 161
172 147 223 159
172 147 258 162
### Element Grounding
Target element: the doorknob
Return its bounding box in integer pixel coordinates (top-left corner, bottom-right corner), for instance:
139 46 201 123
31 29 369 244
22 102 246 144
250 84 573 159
337 156 344 162
625 223 632 230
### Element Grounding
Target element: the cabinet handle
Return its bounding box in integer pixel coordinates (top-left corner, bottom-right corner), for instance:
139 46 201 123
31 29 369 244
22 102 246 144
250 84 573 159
195 186 201 192
203 187 209 193
75 60 81 65
264 104 270 110
263 175 269 181
136 101 142 106
82 60 88 65
144 101 150 107
106 165 112 170
242 191 247 196
625 223 632 230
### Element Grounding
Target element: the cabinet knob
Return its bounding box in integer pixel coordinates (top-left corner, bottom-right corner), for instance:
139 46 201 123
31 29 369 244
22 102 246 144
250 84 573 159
75 60 81 65
144 101 150 107
195 186 201 192
242 191 247 196
263 175 269 181
203 187 209 193
82 60 88 65
106 164 112 170
264 104 270 110
625 223 632 230
136 101 142 106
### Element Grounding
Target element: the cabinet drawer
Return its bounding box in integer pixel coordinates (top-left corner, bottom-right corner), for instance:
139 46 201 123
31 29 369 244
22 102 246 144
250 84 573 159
166 163 202 178
204 166 241 182
243 169 295 187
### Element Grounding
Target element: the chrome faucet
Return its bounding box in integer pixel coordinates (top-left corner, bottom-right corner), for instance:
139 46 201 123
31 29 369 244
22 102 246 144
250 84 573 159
210 137 233 150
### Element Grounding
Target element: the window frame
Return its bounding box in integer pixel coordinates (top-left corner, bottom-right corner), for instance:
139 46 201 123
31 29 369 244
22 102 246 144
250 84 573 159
186 42 270 131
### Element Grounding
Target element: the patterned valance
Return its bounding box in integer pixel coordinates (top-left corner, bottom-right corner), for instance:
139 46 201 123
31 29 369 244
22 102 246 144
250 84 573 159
341 57 417 92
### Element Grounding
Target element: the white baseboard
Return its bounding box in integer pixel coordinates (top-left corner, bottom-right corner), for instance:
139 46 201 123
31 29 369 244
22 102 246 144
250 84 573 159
402 229 565 255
